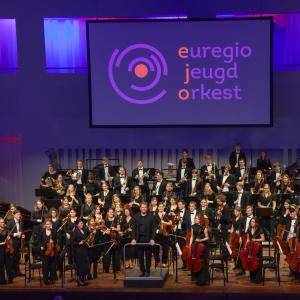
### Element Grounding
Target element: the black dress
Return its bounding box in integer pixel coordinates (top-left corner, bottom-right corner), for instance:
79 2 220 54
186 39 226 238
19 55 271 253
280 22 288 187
72 227 89 278
191 224 210 286
247 228 263 284
39 229 57 284
120 218 135 261
0 229 13 284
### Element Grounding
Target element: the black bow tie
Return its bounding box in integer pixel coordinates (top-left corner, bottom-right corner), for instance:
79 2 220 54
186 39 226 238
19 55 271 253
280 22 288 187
138 168 143 170
180 210 184 212
120 176 125 178
240 167 245 170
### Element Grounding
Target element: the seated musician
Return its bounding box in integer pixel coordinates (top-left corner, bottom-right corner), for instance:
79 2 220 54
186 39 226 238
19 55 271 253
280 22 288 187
277 174 294 195
129 186 144 214
268 162 283 193
52 174 66 197
189 213 210 286
234 181 250 212
229 207 243 272
250 170 265 195
235 158 249 189
162 182 176 208
176 158 192 191
98 181 113 211
58 196 72 220
178 148 195 170
244 218 265 284
131 160 149 190
149 196 158 215
199 198 214 227
83 172 100 198
66 184 82 209
152 170 167 196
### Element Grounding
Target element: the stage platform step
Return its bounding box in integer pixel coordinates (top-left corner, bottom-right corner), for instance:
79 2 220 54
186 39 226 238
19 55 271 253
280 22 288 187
124 268 169 288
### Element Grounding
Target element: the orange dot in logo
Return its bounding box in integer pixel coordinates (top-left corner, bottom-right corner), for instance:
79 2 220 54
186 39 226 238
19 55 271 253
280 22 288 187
134 63 148 78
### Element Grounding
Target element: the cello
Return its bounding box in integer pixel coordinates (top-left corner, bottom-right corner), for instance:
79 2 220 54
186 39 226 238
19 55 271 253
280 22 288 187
239 240 261 272
181 231 191 266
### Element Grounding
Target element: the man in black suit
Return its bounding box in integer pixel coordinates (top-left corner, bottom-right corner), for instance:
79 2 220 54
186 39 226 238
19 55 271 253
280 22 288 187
7 211 24 277
283 208 298 241
113 166 132 195
217 164 235 194
234 181 250 212
132 202 156 277
131 160 149 190
200 155 218 184
152 171 166 196
229 143 247 170
75 159 88 186
97 156 116 182
185 169 202 196
177 149 195 170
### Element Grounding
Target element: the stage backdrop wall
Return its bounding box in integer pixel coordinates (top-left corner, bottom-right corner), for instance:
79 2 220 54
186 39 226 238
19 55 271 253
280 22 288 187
1 0 300 208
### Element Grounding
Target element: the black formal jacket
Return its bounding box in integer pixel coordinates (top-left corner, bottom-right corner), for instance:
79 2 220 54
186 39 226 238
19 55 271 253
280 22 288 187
218 174 235 190
234 190 250 211
7 219 24 249
153 180 167 195
200 164 219 179
185 178 202 196
98 165 116 181
229 151 247 167
176 167 192 182
178 157 195 170
132 168 149 186
133 213 156 242
113 175 132 194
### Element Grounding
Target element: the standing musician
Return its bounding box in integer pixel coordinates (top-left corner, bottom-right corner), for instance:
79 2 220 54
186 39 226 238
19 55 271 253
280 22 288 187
131 160 149 192
80 193 96 221
162 182 176 208
7 210 24 277
72 219 89 286
235 159 249 189
198 199 214 228
113 166 132 195
0 217 13 284
242 218 265 284
256 151 272 174
102 207 120 273
131 202 156 277
66 184 82 213
229 143 247 170
120 206 135 269
63 208 77 265
39 219 57 285
269 162 284 193
176 158 192 191
86 218 102 280
40 164 58 188
178 149 195 170
94 205 104 225
186 169 202 197
200 155 218 187
83 171 100 198
257 184 276 239
3 203 18 223
153 171 167 196
58 196 72 219
189 214 210 286
97 156 116 183
154 202 172 268
217 164 235 194
98 181 113 211
201 183 217 210
215 194 232 242
149 196 159 215
129 186 144 214
73 159 89 191
234 182 250 212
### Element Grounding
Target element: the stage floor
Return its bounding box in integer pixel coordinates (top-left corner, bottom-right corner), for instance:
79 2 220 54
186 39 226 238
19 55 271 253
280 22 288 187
1 255 300 299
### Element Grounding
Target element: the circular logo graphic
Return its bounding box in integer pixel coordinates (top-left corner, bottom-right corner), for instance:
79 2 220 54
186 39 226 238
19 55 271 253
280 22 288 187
108 44 168 105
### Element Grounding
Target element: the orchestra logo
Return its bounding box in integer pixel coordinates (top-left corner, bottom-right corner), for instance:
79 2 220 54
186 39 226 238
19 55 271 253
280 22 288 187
108 44 168 105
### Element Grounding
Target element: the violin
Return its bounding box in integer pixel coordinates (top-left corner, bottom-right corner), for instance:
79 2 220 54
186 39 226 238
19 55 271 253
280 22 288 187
5 224 16 255
45 235 55 257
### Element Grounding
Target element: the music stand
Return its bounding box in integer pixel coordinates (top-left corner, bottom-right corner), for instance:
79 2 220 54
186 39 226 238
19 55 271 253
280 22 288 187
255 207 273 255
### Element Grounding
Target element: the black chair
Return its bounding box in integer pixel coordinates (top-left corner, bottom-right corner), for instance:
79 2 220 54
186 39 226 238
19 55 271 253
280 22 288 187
262 251 280 286
208 247 228 286
24 253 43 287
61 249 77 287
